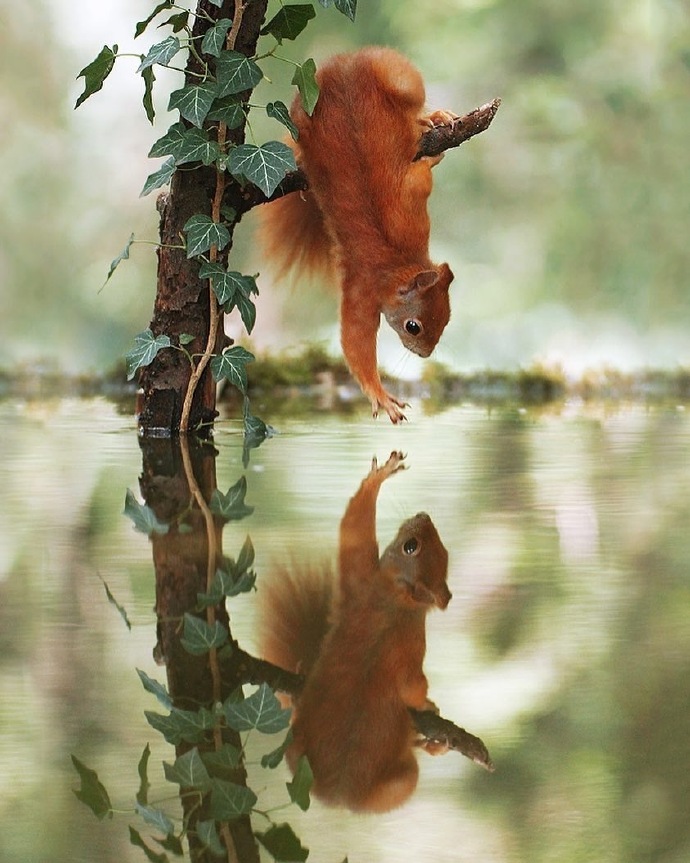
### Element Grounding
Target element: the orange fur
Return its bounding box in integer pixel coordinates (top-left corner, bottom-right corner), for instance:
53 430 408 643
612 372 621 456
259 48 455 422
259 452 451 812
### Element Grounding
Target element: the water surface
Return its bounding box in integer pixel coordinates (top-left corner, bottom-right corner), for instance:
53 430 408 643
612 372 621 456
1 397 688 863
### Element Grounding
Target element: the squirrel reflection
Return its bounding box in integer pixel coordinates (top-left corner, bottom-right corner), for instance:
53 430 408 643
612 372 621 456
260 452 451 812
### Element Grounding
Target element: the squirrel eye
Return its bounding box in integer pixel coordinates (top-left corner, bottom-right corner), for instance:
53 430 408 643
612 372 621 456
403 538 418 555
405 319 422 336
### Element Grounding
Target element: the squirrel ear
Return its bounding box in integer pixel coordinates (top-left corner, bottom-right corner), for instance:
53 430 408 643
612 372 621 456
398 269 439 296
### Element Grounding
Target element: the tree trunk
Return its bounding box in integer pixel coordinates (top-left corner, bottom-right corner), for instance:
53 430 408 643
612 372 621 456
138 0 268 436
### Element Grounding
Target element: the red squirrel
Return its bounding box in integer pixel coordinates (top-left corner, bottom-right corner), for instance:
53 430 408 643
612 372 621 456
259 452 451 812
260 47 455 423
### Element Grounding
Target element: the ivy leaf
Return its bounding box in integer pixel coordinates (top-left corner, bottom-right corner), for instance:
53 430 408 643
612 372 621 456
228 141 296 197
71 756 112 820
141 157 176 197
142 65 156 123
137 669 172 710
128 826 169 863
199 263 254 308
256 824 309 863
206 0 224 7
197 820 225 856
145 706 216 745
123 488 170 535
224 683 291 734
183 214 230 258
135 1 173 38
202 18 233 57
318 0 357 20
148 124 220 166
234 291 256 334
210 476 254 521
216 50 263 97
136 744 151 806
103 233 134 287
261 5 316 42
137 36 182 73
125 329 172 380
180 613 228 655
266 101 299 141
162 10 189 32
207 96 245 129
201 744 242 778
261 729 293 769
135 803 174 837
292 59 319 116
210 346 255 394
208 779 257 820
163 747 212 791
237 535 255 573
168 82 218 127
286 755 313 811
75 45 118 109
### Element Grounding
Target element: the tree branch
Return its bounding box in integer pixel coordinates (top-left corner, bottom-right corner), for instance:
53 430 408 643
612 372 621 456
226 645 494 772
239 97 501 212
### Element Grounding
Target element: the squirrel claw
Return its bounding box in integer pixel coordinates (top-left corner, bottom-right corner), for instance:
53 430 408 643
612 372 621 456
370 392 408 424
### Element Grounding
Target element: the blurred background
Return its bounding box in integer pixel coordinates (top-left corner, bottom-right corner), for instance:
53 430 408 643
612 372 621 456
1 0 688 377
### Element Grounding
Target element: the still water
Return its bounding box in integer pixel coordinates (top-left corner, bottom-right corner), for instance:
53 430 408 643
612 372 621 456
1 396 689 863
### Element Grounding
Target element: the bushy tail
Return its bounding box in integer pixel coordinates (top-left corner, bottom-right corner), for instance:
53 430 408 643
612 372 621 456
258 559 334 678
258 184 337 283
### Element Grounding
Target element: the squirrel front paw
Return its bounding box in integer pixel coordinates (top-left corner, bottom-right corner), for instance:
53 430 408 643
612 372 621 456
419 109 460 128
371 391 408 424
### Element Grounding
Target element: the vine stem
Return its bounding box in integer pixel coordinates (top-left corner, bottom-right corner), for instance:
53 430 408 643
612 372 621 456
179 0 248 435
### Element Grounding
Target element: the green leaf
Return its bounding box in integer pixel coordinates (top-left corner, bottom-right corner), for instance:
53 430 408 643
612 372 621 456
145 706 216 745
180 613 228 655
216 50 263 97
183 215 231 258
142 65 156 123
137 36 181 73
199 263 256 310
162 10 189 32
135 1 173 38
123 488 170 535
318 0 357 20
207 96 245 129
136 803 174 837
228 141 296 197
71 756 112 820
256 823 309 863
75 45 118 109
261 729 293 769
125 329 172 380
261 5 316 42
141 157 176 197
149 124 220 166
136 744 151 806
103 232 134 287
209 475 254 521
266 101 299 141
292 59 319 116
209 778 257 820
168 82 218 127
197 820 225 856
129 826 170 863
210 347 255 393
286 755 313 811
236 535 255 573
163 747 212 790
224 683 291 733
206 0 224 7
201 744 242 778
100 576 132 630
235 291 256 334
137 669 172 710
179 333 195 346
202 18 233 57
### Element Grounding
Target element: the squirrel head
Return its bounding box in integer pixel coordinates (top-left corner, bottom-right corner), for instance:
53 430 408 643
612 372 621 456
383 263 453 358
380 512 451 609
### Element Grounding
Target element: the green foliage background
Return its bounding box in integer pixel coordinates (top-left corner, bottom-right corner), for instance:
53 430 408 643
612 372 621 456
2 0 688 374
